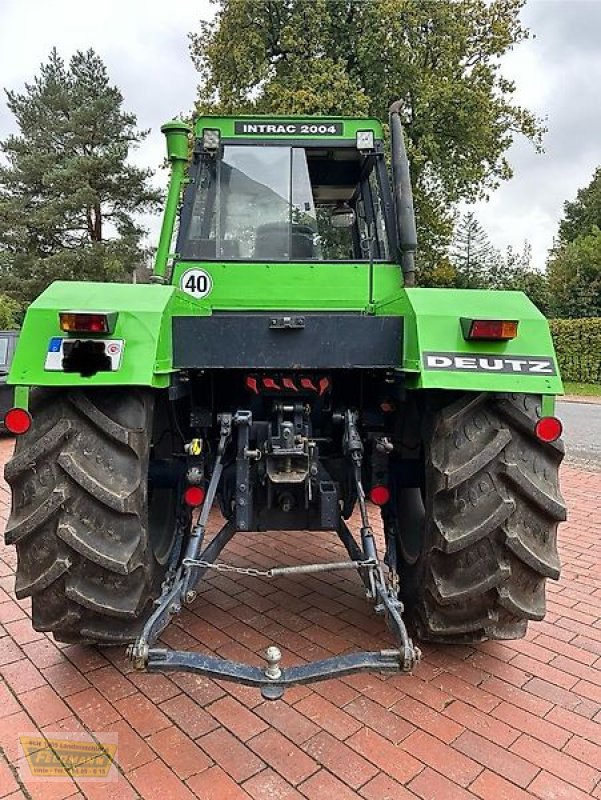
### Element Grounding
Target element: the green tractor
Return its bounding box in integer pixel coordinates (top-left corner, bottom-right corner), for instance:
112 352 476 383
3 105 566 697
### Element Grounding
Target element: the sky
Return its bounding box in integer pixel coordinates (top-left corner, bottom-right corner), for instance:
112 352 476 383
0 0 599 269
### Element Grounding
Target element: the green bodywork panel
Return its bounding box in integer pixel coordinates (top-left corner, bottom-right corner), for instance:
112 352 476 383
171 261 394 310
382 288 563 395
8 113 562 399
9 266 562 397
171 262 561 394
8 282 202 388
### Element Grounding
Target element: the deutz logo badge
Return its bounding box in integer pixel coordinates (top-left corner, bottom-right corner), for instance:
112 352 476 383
423 352 557 375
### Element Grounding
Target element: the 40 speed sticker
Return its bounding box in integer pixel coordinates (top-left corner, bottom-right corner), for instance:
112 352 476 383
423 352 557 375
180 268 213 299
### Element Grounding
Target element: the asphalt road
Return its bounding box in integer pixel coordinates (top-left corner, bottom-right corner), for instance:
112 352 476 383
557 400 601 469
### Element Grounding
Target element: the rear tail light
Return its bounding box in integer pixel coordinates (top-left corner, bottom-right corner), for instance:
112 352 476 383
184 486 206 507
59 312 117 334
462 318 518 341
4 407 32 435
369 485 390 506
535 416 562 443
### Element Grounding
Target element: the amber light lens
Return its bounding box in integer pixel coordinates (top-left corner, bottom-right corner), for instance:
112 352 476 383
4 407 32 435
466 320 518 340
535 416 562 443
184 486 206 507
59 312 113 334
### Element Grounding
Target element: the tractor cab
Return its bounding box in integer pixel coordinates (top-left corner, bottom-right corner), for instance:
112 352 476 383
157 115 415 309
178 120 394 265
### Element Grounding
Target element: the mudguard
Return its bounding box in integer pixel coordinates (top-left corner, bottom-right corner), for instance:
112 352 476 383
393 288 563 396
8 281 202 390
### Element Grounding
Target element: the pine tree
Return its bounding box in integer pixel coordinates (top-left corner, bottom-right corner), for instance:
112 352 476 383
0 49 161 304
449 212 500 288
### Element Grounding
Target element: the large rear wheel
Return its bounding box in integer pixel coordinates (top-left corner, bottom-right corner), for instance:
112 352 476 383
4 388 184 644
388 393 567 642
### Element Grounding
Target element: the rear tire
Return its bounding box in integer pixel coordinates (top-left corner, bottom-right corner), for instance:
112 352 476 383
4 387 182 644
389 392 567 643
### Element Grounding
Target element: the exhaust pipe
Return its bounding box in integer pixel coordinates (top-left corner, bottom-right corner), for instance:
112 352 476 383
389 101 417 287
153 120 191 283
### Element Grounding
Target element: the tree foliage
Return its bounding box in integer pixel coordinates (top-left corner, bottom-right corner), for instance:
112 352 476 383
444 215 551 313
190 0 544 262
498 243 551 316
448 212 500 288
547 228 601 319
546 166 601 318
0 49 161 304
558 167 601 245
0 293 21 329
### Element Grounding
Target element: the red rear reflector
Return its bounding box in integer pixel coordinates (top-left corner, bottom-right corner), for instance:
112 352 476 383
4 407 32 435
465 319 518 341
184 486 206 507
369 485 390 506
318 377 330 396
263 378 280 390
535 416 562 443
282 378 298 391
246 376 259 394
59 312 114 334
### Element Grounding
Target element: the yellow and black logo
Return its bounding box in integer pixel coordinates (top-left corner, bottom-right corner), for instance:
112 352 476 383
20 735 117 779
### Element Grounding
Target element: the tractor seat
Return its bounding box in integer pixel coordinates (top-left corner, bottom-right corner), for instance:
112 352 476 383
253 223 316 260
184 238 241 260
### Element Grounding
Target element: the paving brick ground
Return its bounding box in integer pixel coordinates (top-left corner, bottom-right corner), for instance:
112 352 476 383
0 434 600 799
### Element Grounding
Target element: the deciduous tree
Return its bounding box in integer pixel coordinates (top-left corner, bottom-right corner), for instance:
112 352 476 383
190 0 544 264
558 167 601 245
547 228 601 318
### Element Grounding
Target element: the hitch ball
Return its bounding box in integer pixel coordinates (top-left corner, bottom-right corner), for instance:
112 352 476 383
264 646 282 680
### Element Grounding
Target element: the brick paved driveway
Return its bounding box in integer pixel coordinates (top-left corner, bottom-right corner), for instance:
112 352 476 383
0 435 600 800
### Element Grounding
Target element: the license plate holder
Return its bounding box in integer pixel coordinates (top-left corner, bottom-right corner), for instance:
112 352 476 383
45 337 124 371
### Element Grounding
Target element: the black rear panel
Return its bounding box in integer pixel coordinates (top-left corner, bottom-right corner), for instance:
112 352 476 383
172 313 402 369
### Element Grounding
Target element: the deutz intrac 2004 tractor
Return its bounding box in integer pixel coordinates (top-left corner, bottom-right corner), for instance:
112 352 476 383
4 106 567 698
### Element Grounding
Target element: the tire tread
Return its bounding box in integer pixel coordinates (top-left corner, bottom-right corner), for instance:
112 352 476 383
3 387 165 644
415 392 566 643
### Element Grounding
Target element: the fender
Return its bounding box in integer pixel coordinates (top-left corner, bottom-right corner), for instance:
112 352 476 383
383 287 563 395
8 281 202 389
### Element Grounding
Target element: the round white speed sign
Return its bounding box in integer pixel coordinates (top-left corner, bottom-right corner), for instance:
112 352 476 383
179 268 213 299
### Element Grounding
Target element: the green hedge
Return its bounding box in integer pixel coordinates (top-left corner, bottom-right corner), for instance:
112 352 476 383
0 293 20 329
550 318 601 384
